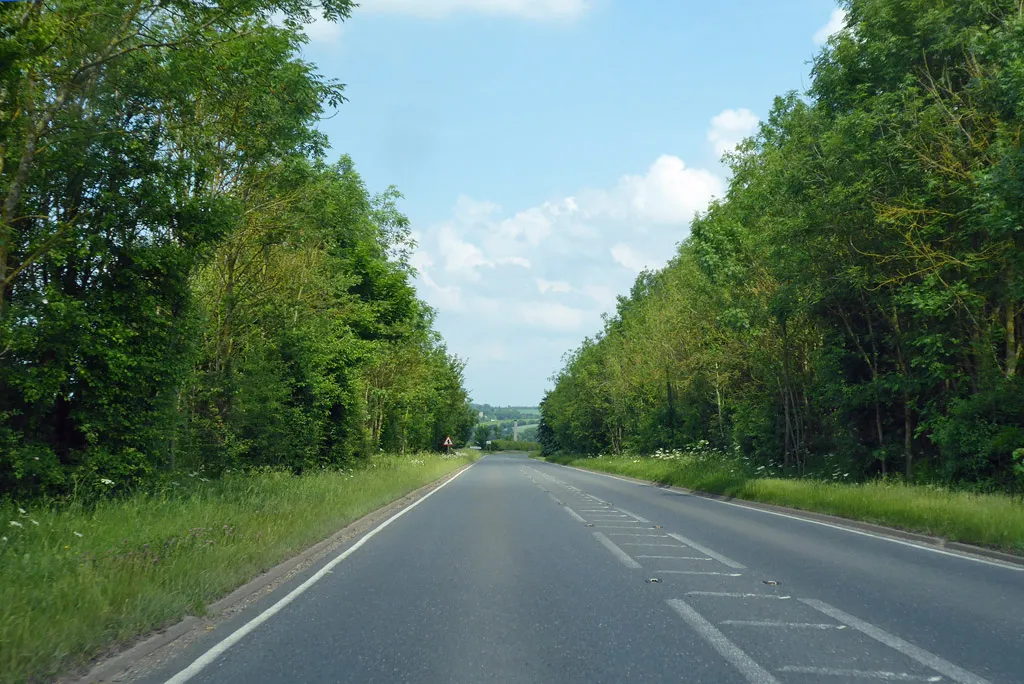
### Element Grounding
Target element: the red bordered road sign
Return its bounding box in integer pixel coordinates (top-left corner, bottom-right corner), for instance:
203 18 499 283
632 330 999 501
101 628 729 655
442 436 454 447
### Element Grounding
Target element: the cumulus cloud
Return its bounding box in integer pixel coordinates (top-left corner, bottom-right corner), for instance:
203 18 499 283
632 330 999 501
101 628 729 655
537 278 572 294
359 0 589 20
610 243 648 273
410 121 740 402
814 8 848 45
576 155 726 226
708 108 760 158
515 302 587 331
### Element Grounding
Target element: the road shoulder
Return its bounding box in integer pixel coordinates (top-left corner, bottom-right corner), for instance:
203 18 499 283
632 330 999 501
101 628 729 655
538 458 1024 569
67 462 476 684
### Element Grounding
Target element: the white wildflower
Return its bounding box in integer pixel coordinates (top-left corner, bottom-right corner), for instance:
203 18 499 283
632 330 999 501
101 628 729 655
9 520 23 528
30 519 39 526
18 507 26 515
1 536 6 542
99 478 114 486
73 531 83 537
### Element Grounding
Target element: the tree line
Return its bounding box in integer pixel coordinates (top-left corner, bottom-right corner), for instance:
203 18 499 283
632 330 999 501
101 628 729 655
0 0 475 499
540 0 1024 491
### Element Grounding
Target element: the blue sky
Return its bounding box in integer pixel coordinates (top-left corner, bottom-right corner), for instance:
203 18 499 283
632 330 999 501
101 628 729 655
299 0 848 406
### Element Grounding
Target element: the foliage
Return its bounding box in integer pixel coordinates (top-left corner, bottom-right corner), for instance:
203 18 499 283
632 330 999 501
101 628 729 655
540 0 1024 492
546 451 1024 553
0 452 474 684
0 1 474 499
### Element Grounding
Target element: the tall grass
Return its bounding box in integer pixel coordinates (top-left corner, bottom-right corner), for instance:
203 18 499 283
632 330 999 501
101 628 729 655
546 449 1024 553
0 453 474 684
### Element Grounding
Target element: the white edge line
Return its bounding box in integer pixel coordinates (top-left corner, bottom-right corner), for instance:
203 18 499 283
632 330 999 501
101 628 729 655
800 599 992 684
666 532 746 569
547 462 1023 572
162 462 477 684
666 599 780 684
592 531 642 569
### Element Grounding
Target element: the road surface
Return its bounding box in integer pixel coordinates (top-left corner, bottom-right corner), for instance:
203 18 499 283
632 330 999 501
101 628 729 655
140 453 1024 684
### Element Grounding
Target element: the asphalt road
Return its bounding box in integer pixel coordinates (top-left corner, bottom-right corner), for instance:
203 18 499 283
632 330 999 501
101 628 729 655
140 453 1024 684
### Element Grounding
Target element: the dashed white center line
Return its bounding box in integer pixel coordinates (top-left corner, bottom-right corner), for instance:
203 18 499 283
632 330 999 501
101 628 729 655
687 592 792 600
562 506 587 523
613 507 652 523
654 570 744 576
722 620 846 630
607 534 668 538
620 542 688 547
666 599 781 684
777 666 942 681
592 532 642 569
665 533 746 569
800 599 992 684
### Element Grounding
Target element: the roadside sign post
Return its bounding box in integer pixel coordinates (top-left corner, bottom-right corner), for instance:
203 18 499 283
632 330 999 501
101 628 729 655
442 435 453 455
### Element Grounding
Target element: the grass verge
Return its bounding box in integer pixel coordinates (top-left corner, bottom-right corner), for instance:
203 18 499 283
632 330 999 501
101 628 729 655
0 452 475 684
543 452 1024 554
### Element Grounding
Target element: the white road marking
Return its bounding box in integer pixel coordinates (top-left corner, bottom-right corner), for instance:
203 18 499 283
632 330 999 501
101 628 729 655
654 570 743 576
666 533 746 569
666 599 781 684
614 507 652 523
687 592 791 600
547 462 1022 572
620 542 688 547
801 599 992 684
607 533 669 538
546 492 564 505
162 462 477 684
563 506 587 523
592 524 647 529
722 620 846 630
777 666 942 681
635 555 710 559
592 531 643 569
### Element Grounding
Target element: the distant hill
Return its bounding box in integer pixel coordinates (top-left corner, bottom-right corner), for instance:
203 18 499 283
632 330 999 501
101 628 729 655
470 404 540 421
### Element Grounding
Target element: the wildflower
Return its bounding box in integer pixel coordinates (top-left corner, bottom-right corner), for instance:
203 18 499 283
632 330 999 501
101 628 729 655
9 520 23 528
74 531 83 537
99 478 114 486
1 536 7 542
30 519 39 526
18 507 26 515
64 545 69 550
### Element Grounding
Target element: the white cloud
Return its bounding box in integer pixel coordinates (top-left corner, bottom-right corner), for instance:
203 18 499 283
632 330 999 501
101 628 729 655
582 284 617 309
537 278 572 294
577 155 725 226
438 223 492 280
409 144 730 404
610 243 648 273
359 0 589 20
708 108 760 158
304 14 343 43
515 302 587 331
814 8 848 45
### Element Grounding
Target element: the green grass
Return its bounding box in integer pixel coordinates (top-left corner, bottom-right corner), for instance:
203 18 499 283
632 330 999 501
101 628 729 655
544 452 1024 554
0 452 475 684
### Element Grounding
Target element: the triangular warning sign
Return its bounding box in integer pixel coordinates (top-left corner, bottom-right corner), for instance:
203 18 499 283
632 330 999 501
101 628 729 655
442 435 454 447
